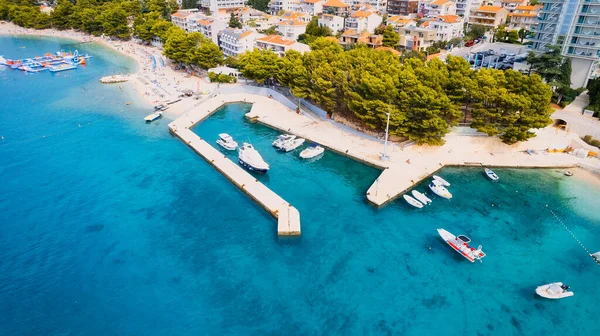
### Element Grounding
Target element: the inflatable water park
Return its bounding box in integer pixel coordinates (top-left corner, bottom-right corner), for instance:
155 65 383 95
0 50 91 73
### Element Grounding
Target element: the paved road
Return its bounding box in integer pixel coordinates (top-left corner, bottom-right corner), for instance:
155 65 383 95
444 42 528 59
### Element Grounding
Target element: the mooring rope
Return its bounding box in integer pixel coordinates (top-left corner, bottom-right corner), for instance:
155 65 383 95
547 206 598 264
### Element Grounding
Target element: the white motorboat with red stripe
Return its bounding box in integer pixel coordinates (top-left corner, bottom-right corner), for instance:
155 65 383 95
437 228 486 263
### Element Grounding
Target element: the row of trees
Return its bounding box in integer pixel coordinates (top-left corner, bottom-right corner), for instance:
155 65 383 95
233 38 553 145
494 25 528 44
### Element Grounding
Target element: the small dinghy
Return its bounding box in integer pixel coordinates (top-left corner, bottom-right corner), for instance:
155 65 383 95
433 175 450 187
429 180 452 199
216 133 238 151
403 195 424 208
300 145 325 159
564 171 573 177
485 168 499 181
411 190 432 205
536 282 573 299
591 251 600 264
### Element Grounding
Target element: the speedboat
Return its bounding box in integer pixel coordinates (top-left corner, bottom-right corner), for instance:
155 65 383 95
591 251 600 264
485 168 499 181
144 111 162 122
535 282 574 299
403 195 423 208
299 145 325 159
238 142 269 173
429 180 452 199
272 134 295 149
216 133 238 151
433 175 450 187
437 228 486 263
281 138 305 152
411 190 432 205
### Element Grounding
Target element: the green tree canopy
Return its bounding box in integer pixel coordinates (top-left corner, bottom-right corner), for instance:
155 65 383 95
228 12 242 29
382 26 399 48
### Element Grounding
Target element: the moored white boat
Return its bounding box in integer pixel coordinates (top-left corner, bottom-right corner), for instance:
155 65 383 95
144 111 162 122
411 190 432 205
238 142 269 173
272 134 295 149
485 168 499 181
281 138 305 152
535 282 574 299
429 180 452 199
437 228 486 262
216 133 238 151
299 145 325 159
403 195 423 208
433 175 450 187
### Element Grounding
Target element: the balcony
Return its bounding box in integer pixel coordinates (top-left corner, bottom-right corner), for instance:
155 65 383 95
566 46 600 59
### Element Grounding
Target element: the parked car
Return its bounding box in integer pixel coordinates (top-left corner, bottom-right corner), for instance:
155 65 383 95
466 40 474 47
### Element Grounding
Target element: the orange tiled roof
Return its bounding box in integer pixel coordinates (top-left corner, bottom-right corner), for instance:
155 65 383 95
376 46 401 56
388 16 414 25
421 21 430 27
351 10 371 18
509 12 537 17
514 5 539 11
431 0 451 5
436 15 461 23
475 6 505 13
341 29 358 36
323 0 349 8
279 19 308 26
172 11 193 18
303 0 322 3
257 35 296 46
197 19 213 26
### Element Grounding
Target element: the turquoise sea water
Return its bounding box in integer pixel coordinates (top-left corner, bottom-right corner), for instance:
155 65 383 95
1 36 599 335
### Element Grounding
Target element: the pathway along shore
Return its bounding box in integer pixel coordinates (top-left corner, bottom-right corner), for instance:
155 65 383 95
174 92 600 211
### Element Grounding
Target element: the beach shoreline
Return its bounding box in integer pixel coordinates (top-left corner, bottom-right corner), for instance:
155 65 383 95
0 23 213 118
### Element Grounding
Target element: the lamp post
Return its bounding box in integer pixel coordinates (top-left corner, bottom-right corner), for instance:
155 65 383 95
381 112 390 161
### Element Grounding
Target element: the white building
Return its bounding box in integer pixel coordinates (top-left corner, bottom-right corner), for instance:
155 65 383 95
237 6 268 23
171 10 198 31
279 11 312 23
201 0 247 14
454 0 482 20
269 0 302 14
423 15 463 42
300 0 324 15
344 10 383 34
189 15 228 45
255 35 311 56
318 14 345 34
492 0 527 13
218 28 260 57
277 19 308 40
249 14 281 30
420 0 457 18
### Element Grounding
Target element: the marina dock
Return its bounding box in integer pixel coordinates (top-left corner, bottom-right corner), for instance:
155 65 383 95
171 91 600 215
168 96 301 236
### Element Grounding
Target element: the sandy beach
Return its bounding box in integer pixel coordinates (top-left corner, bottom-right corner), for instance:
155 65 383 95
0 23 215 118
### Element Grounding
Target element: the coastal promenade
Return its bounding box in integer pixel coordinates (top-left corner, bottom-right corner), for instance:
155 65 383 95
168 95 300 236
187 91 600 208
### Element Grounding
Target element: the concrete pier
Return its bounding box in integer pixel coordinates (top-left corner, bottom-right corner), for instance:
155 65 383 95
168 96 301 236
170 91 600 214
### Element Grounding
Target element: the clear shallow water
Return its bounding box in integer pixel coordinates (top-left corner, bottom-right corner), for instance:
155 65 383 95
1 36 599 335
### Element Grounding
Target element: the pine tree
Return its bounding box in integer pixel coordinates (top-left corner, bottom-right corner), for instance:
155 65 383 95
228 13 242 29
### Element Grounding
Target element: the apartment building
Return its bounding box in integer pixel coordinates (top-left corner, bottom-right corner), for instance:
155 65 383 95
387 15 416 28
318 14 346 34
218 28 259 57
423 14 464 41
530 0 569 51
468 5 508 28
387 0 419 15
455 0 483 21
492 0 528 13
563 0 600 87
322 0 351 15
419 0 457 18
269 0 301 14
300 0 324 15
344 11 383 33
201 0 246 14
507 5 539 31
397 25 438 50
277 19 308 40
255 35 311 56
171 10 197 32
279 11 312 22
236 7 267 23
